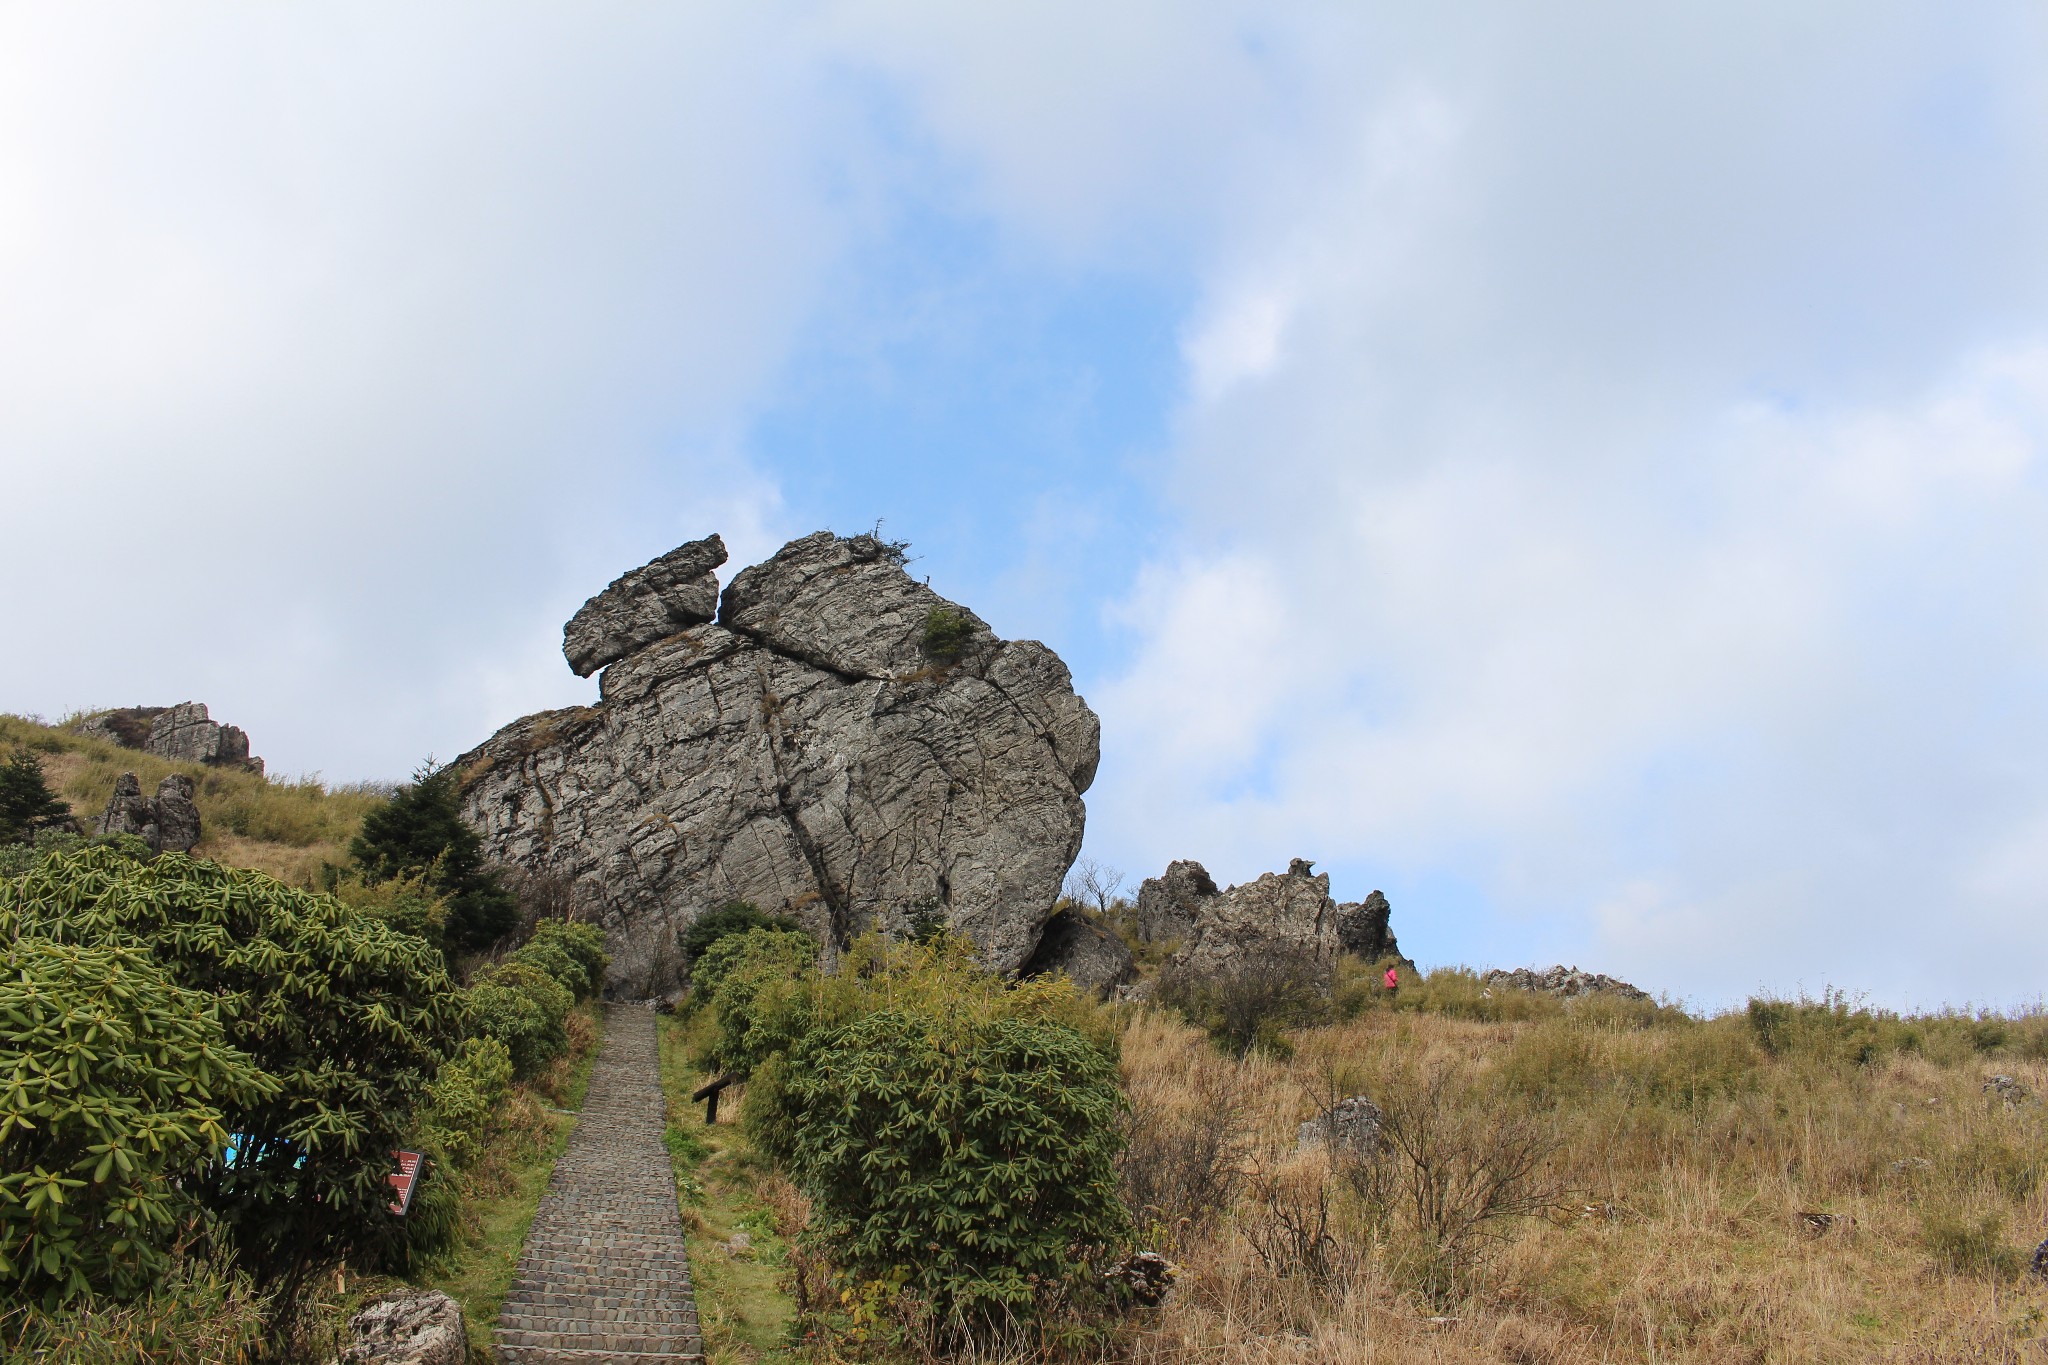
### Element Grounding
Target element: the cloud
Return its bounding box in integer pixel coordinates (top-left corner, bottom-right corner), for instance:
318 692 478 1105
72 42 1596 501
0 4 857 777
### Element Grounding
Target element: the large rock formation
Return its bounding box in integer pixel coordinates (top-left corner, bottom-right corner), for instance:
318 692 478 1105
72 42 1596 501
458 531 1100 994
77 702 264 775
1134 856 1403 974
95 772 202 853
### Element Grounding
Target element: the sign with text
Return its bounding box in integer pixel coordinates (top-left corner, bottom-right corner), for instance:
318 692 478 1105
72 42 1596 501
388 1150 425 1216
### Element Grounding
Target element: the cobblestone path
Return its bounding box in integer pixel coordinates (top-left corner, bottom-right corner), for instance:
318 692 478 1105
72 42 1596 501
498 1005 702 1363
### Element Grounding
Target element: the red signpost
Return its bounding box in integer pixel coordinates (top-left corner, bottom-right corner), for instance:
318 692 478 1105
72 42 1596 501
388 1150 425 1216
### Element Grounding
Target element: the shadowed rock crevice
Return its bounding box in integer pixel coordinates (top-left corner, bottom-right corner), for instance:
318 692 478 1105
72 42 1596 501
459 532 1099 994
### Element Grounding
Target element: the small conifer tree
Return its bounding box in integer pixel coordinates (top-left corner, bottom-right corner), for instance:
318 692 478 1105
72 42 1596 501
349 761 516 950
0 747 71 845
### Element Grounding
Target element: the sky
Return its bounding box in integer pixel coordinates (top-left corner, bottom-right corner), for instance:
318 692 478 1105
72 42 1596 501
5 3 2048 1009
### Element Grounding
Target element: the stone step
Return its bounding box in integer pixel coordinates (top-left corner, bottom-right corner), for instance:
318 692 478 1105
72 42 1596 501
497 1005 702 1365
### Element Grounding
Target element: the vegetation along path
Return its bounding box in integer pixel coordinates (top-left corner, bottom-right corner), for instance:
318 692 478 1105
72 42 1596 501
498 1004 703 1364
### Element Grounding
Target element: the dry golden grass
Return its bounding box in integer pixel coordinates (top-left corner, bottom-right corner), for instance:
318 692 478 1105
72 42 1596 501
1 711 386 886
1114 997 2048 1364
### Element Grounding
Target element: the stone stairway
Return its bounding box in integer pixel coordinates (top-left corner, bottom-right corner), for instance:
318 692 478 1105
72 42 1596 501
498 1005 702 1364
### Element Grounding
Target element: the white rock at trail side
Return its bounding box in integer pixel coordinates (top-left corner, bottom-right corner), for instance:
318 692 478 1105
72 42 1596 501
459 531 1100 994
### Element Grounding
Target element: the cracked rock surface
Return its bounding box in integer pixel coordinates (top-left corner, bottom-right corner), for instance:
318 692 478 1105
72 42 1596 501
458 531 1099 994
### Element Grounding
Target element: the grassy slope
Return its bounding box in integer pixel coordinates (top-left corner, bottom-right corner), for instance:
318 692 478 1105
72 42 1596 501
1 712 386 886
657 1010 802 1365
1116 972 2048 1364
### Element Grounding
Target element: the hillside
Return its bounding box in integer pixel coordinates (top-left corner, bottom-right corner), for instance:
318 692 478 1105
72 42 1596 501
0 711 386 886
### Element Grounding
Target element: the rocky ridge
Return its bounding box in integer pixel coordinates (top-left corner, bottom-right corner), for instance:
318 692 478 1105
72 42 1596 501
458 531 1100 994
1132 856 1402 973
1483 965 1649 1002
77 702 264 775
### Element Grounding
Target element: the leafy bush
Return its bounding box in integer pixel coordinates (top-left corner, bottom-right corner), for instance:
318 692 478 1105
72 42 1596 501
325 869 448 943
681 899 800 968
420 1037 516 1167
1156 946 1331 1057
510 919 610 1000
0 845 466 1293
738 935 1126 1328
693 928 818 1075
349 761 517 950
0 937 272 1303
781 1009 1127 1324
920 607 976 664
468 960 573 1077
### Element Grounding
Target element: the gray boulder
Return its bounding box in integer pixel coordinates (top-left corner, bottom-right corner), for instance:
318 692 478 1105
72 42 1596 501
152 774 201 853
334 1290 465 1365
1023 910 1136 998
95 772 203 853
95 772 155 844
1298 1095 1384 1155
1133 859 1218 945
458 531 1100 995
562 533 727 677
1336 889 1398 961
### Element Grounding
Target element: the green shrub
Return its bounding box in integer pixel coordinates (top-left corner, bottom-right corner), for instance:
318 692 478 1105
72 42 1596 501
737 934 1126 1328
693 928 818 1075
326 870 448 943
920 607 976 664
0 937 273 1303
1746 993 1898 1065
680 899 800 969
420 1037 516 1167
1155 946 1331 1057
0 845 465 1293
780 1008 1127 1325
509 919 610 1000
468 961 573 1077
0 1252 268 1364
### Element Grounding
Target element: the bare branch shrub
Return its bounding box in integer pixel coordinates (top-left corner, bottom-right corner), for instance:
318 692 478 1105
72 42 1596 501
1241 1161 1360 1286
1156 944 1331 1057
1336 1060 1563 1306
1120 1054 1255 1249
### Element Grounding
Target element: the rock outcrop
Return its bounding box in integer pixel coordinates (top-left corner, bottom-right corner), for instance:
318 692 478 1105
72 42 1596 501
334 1290 466 1365
1134 857 1402 974
1023 909 1136 998
1336 889 1397 961
77 702 264 775
1133 859 1217 945
1483 965 1648 1002
1298 1095 1384 1155
95 772 202 853
562 534 727 677
458 531 1100 994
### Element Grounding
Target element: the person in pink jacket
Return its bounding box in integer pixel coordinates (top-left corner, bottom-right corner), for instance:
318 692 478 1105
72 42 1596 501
1383 964 1399 999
